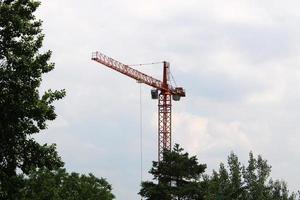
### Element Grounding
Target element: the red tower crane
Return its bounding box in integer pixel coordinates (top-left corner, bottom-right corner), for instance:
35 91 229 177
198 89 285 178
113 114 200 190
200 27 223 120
92 51 185 161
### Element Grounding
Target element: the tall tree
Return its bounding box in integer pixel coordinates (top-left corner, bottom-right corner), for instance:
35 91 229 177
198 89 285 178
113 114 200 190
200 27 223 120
0 0 65 198
243 152 271 200
139 144 207 200
204 153 245 200
204 152 298 200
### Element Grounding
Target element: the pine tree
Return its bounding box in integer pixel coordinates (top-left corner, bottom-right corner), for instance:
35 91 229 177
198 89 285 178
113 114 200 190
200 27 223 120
139 144 207 200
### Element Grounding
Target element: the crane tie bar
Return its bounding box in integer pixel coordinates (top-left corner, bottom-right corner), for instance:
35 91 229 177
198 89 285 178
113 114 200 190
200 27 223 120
128 61 164 67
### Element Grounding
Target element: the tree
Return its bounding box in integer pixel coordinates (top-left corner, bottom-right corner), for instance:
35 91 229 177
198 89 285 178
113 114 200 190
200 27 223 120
139 144 207 200
242 152 271 199
19 168 115 200
140 144 298 200
204 152 298 200
204 153 245 200
0 0 65 198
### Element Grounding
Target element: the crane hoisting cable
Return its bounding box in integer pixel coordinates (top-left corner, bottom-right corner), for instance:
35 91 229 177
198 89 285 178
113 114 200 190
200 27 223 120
92 51 185 161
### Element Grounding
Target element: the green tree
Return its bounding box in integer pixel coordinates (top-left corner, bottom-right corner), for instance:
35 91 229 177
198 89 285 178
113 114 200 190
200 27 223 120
269 180 290 200
204 153 244 200
0 0 65 198
204 152 298 200
20 168 115 200
242 152 271 199
139 144 207 200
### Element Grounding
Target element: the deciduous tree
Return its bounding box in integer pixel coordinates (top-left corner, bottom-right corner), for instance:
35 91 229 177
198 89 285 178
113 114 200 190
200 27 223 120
20 168 115 200
0 0 65 198
204 152 298 200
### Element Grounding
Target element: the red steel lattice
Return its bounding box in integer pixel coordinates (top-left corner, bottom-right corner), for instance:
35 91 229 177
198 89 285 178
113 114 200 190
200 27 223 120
158 92 172 161
92 51 185 161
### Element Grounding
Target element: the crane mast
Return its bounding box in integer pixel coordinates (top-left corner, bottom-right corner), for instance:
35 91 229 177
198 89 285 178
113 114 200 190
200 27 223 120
92 51 185 161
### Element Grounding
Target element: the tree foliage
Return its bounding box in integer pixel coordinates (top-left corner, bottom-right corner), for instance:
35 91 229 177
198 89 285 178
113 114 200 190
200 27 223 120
0 0 65 198
140 146 299 200
204 152 299 200
19 168 115 200
139 144 207 200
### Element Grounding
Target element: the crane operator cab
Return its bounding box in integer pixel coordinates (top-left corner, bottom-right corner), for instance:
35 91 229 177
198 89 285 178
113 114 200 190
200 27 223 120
151 89 159 99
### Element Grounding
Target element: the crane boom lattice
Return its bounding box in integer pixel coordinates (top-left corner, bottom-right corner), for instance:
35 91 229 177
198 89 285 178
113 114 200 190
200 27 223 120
92 51 185 161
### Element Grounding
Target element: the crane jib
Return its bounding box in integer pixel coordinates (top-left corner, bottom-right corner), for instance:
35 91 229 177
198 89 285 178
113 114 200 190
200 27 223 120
91 51 184 96
91 52 185 96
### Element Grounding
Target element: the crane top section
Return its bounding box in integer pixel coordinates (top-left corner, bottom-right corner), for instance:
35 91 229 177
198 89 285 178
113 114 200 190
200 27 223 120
92 51 185 98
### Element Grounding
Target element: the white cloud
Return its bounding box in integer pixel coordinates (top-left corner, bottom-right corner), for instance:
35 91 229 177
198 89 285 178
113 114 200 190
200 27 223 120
173 112 253 156
35 0 300 198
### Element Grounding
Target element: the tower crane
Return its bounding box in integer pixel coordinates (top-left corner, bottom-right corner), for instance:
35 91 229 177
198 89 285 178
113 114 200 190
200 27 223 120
92 51 185 161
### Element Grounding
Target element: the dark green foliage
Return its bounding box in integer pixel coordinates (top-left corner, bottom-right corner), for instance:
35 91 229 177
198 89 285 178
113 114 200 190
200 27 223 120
0 0 65 198
139 144 207 200
140 146 299 200
204 152 298 200
19 168 115 200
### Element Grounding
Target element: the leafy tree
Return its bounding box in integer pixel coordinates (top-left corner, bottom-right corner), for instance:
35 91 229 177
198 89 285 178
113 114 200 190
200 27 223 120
0 0 65 198
139 144 207 200
204 152 298 200
242 152 271 199
269 180 291 200
140 145 299 200
20 168 115 200
205 153 245 200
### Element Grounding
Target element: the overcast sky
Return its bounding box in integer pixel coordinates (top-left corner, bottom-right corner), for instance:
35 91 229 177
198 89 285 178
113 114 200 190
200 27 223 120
36 0 300 199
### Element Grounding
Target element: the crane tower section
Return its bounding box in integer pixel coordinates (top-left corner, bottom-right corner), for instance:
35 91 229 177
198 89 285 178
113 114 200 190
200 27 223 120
92 51 185 161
